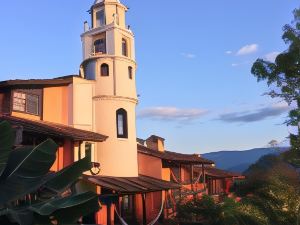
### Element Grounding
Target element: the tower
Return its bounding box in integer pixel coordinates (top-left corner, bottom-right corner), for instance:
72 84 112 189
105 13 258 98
80 0 138 177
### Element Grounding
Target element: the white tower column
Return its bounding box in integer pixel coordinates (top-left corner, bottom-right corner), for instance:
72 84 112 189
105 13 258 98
80 0 138 177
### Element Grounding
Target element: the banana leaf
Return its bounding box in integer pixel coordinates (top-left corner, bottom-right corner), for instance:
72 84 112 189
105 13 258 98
43 149 92 194
0 139 58 204
31 191 100 224
0 121 13 176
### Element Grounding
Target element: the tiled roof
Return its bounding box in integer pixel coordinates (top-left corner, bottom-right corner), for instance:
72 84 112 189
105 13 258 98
137 144 214 165
0 75 80 88
83 174 181 194
0 115 107 142
195 166 243 178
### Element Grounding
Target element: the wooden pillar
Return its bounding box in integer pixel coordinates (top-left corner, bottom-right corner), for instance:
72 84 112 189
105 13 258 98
191 165 194 191
214 179 217 194
107 203 111 225
179 164 182 200
142 193 147 225
201 164 206 185
132 195 137 222
179 164 182 182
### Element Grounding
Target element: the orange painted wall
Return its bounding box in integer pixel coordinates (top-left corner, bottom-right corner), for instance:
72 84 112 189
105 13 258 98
181 165 192 183
0 93 4 113
162 168 170 181
63 139 74 167
50 146 64 172
43 86 69 125
135 192 162 224
50 139 74 172
138 153 162 179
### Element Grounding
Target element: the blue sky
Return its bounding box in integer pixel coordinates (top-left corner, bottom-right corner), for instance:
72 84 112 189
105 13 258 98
0 1 298 153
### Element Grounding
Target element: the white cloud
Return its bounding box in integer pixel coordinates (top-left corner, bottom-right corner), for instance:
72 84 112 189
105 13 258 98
138 107 208 121
231 61 250 67
236 44 258 56
264 51 280 62
218 102 289 123
181 53 196 59
225 50 232 55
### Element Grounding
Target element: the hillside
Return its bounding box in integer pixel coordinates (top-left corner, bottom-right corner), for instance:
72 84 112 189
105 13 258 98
202 147 289 173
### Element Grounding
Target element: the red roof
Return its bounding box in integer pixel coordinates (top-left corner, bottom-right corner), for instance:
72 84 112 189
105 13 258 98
83 174 181 194
0 75 80 88
0 115 107 142
195 166 243 178
137 144 214 165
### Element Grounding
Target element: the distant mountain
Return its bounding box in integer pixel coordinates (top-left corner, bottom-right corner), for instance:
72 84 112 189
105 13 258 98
202 147 289 173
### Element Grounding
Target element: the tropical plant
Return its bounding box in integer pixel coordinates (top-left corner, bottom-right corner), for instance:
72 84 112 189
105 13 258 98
0 121 101 225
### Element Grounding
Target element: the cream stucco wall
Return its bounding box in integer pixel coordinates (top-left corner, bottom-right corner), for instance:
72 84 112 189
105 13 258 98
79 0 138 177
94 97 138 177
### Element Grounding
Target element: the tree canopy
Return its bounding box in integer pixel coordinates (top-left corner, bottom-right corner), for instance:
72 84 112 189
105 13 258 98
251 8 300 157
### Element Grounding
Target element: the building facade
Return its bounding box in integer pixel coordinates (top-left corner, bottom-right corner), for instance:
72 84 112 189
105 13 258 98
0 0 244 224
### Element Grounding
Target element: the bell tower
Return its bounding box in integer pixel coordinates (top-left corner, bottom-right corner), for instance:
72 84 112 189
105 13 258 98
80 0 138 177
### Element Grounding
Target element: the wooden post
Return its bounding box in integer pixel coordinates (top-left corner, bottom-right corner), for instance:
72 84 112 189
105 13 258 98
107 203 111 225
191 165 194 191
142 193 147 225
132 195 137 222
179 164 182 200
202 164 206 183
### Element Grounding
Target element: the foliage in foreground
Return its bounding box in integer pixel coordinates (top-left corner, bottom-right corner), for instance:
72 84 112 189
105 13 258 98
240 155 300 225
0 121 100 225
177 154 300 225
177 195 267 225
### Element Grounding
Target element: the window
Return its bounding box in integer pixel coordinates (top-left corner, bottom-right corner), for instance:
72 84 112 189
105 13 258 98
116 108 128 138
96 10 105 27
13 92 39 115
122 38 128 57
94 39 106 54
101 63 109 76
128 66 133 79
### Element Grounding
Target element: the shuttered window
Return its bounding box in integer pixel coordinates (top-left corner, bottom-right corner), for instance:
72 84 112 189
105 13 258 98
13 92 39 115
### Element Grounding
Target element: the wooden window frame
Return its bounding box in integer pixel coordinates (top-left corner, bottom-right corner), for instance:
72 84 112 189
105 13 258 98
101 63 109 76
128 66 133 79
122 38 128 57
116 108 128 139
12 91 39 116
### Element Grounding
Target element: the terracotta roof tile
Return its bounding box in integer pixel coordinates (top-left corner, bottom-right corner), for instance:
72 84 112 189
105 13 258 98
0 115 107 142
83 174 181 194
0 75 80 88
137 144 214 164
195 166 243 178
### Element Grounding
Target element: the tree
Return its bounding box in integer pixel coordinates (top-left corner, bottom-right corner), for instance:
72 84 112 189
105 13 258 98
251 8 300 156
268 140 279 148
0 121 101 225
176 195 266 225
240 155 300 225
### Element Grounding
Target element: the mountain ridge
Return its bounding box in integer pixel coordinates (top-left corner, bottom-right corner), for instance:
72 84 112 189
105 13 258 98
202 147 289 173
